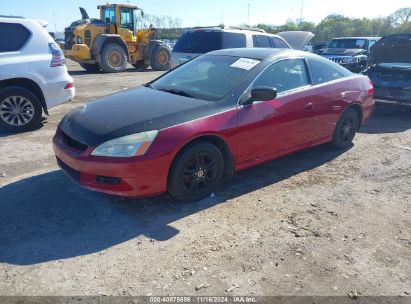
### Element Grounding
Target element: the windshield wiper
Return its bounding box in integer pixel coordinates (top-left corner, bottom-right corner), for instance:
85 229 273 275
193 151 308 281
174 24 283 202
158 88 194 98
144 83 153 88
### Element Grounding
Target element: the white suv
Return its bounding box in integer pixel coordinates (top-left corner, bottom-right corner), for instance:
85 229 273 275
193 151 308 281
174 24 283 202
170 27 314 68
0 16 75 132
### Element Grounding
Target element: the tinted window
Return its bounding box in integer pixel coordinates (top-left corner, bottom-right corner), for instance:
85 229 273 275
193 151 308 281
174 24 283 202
254 35 271 47
253 59 309 93
0 22 31 52
308 56 352 85
222 32 246 48
252 35 258 46
152 55 260 101
270 37 290 49
368 40 377 49
173 31 222 53
103 7 116 23
120 7 134 31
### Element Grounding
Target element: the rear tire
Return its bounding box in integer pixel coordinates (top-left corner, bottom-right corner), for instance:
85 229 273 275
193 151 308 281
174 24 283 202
0 87 42 132
99 43 128 73
80 63 100 72
168 142 224 202
150 45 170 71
331 108 359 148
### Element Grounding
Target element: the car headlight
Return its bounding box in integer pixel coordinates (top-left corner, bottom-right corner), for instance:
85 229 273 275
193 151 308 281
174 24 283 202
91 130 158 157
76 36 83 44
351 56 360 63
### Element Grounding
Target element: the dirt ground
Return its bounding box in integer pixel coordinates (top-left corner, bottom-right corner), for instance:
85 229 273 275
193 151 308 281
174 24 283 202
0 60 410 298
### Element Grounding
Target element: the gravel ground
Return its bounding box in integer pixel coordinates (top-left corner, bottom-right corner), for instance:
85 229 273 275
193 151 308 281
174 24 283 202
0 60 410 298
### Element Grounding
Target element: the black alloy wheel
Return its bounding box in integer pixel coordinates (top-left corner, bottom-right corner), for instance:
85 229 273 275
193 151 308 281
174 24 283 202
332 108 359 148
168 142 224 202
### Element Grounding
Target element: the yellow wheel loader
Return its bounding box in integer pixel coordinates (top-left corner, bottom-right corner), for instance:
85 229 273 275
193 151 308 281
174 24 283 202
62 4 171 73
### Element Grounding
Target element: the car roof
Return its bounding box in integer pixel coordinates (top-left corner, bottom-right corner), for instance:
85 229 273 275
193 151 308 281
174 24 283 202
184 27 278 35
332 37 380 40
206 48 306 61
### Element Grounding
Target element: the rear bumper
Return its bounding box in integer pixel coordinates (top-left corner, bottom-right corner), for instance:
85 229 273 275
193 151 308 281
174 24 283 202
43 70 75 109
375 98 411 106
52 129 173 197
373 88 411 106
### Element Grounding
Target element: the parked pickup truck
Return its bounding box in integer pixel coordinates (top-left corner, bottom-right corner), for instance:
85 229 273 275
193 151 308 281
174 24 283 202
317 37 380 72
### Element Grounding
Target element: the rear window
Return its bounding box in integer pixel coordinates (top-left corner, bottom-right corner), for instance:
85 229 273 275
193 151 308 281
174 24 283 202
222 32 246 48
173 31 222 53
308 56 352 85
270 37 290 49
0 22 31 52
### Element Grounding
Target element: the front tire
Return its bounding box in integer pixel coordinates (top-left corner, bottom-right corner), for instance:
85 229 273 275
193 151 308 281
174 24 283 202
0 87 42 132
99 43 128 73
331 108 359 148
168 142 224 202
150 45 171 71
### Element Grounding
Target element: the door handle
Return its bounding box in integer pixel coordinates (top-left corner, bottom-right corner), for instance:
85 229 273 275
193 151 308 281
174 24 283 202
303 102 313 110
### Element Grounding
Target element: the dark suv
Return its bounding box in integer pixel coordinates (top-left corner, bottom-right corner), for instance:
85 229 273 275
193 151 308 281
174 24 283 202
318 37 380 72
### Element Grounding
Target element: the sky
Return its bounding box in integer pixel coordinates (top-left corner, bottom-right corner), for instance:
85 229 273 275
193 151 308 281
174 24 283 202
0 0 410 32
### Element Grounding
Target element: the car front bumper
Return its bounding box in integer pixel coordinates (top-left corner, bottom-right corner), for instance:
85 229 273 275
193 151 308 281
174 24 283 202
52 129 173 197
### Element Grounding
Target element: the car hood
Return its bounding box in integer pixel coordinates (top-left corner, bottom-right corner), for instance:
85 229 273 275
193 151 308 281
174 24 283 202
369 34 411 64
59 87 218 147
277 31 314 50
318 48 365 56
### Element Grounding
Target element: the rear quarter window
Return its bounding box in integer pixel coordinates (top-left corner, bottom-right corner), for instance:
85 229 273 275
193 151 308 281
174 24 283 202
0 22 31 52
308 56 352 85
270 37 290 49
222 32 246 48
253 35 271 48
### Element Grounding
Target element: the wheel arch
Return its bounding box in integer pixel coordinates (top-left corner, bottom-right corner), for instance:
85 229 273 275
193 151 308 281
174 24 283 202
91 34 129 59
143 40 168 63
167 134 235 188
0 78 47 115
346 103 363 130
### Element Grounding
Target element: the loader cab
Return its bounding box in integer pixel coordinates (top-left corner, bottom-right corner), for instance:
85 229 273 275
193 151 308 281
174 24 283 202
98 4 137 32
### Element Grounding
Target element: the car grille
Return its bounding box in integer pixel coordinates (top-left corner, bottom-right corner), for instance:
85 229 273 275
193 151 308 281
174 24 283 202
324 56 351 64
64 27 74 50
57 157 81 182
61 131 88 152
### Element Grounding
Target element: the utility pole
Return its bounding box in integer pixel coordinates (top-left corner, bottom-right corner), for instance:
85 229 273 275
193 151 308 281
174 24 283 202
53 13 57 33
299 0 304 25
247 3 250 25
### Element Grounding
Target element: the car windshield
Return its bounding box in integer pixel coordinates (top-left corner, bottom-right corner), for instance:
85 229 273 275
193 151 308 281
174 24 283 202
329 39 366 49
150 55 261 101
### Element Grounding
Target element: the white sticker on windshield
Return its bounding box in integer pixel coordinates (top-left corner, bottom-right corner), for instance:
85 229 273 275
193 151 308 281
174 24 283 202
230 58 260 70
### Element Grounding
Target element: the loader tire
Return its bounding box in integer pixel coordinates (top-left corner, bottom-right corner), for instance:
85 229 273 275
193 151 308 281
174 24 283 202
151 45 170 71
99 43 127 73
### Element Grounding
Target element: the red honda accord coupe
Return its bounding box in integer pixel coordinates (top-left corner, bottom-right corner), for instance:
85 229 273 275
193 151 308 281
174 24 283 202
53 48 374 201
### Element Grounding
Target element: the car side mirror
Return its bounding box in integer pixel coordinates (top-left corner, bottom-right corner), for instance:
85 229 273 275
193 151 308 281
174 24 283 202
242 87 277 105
